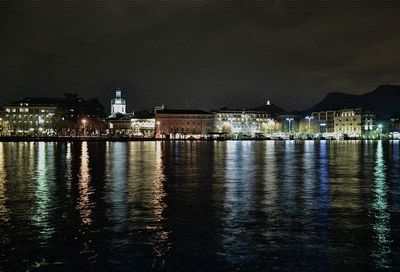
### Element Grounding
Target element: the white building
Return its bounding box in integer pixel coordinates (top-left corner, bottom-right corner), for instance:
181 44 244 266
213 110 273 136
110 88 126 115
334 108 375 138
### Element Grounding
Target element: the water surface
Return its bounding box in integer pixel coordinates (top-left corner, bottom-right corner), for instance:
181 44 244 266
0 141 399 271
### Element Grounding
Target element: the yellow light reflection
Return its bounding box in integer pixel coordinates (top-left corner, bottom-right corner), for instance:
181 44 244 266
77 142 93 225
151 142 169 257
263 141 277 210
0 143 9 223
371 141 392 269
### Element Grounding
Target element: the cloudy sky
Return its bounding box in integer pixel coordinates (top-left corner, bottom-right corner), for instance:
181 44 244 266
1 0 399 112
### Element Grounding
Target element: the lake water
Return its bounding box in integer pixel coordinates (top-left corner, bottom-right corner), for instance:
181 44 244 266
0 141 399 271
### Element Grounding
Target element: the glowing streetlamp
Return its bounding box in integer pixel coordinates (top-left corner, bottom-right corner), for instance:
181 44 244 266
286 118 294 134
305 116 313 132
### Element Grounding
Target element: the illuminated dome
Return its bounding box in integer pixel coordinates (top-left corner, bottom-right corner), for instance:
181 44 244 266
111 88 127 115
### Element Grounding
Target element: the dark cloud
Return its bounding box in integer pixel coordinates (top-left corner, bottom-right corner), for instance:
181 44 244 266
0 0 399 111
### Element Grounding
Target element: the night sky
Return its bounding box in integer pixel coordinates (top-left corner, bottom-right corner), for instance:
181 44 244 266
1 0 399 112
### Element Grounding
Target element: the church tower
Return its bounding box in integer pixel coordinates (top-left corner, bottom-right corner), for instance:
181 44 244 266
111 88 126 115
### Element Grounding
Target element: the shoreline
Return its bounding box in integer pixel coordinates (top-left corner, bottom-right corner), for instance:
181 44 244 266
0 136 396 142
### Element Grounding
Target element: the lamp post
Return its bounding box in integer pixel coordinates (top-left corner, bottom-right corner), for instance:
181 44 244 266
305 116 313 132
286 118 294 134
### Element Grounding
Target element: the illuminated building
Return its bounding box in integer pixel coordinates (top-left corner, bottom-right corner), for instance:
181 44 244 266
110 88 127 116
130 111 155 137
2 98 57 135
108 88 157 137
108 111 155 137
155 109 213 139
334 108 375 138
213 110 273 136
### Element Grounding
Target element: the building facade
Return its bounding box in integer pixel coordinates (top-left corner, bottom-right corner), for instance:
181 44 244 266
213 110 273 136
334 108 375 138
2 99 57 135
130 111 155 137
155 109 213 139
312 110 335 134
111 88 126 116
108 111 155 138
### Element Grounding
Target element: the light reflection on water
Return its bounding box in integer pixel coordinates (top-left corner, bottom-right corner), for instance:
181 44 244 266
0 141 399 271
0 143 9 224
77 141 93 226
32 142 55 241
371 141 392 269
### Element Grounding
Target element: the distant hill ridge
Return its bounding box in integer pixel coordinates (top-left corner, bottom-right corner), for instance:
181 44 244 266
305 85 400 119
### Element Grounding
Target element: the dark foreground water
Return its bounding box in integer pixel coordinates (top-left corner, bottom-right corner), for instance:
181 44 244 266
0 141 400 271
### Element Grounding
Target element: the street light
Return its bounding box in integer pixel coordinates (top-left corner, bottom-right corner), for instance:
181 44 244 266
286 118 294 134
305 116 313 132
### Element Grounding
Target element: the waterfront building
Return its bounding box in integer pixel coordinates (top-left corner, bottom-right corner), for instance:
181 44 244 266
107 113 132 136
155 109 213 139
334 108 375 138
213 110 274 137
111 88 127 116
107 111 155 137
312 110 335 134
130 111 155 137
2 98 57 135
1 95 107 137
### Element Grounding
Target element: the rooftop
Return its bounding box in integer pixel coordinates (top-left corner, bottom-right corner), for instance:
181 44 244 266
6 97 60 107
155 109 211 115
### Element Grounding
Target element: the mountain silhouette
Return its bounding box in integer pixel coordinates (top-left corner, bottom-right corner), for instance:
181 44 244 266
305 85 400 119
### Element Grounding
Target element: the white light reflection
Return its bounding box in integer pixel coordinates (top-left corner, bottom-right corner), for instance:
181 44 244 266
222 141 255 261
371 141 392 269
282 141 296 209
65 142 72 192
77 142 93 225
32 142 55 240
110 142 127 232
303 141 316 212
263 141 278 210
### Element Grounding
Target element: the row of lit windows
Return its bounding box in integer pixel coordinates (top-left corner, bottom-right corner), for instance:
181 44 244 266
10 120 51 124
4 115 52 120
5 108 55 113
336 127 361 131
337 118 359 121
215 114 269 118
165 121 204 125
